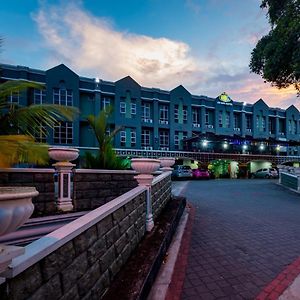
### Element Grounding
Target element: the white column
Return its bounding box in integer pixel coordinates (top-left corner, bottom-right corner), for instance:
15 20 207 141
53 162 74 212
134 174 154 232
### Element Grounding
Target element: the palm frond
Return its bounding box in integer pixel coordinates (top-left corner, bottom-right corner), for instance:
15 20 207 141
0 135 49 168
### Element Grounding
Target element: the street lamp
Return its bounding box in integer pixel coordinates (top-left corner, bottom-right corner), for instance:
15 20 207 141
259 144 265 151
202 139 208 147
242 144 248 150
223 142 228 149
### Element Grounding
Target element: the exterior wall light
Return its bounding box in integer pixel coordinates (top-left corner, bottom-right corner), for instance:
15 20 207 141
242 144 248 150
223 143 228 149
202 140 208 147
276 145 281 152
259 144 265 151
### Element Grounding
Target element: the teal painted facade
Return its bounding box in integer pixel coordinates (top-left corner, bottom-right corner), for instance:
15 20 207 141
1 63 300 156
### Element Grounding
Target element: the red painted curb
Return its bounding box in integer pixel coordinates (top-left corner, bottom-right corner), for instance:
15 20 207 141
255 256 300 300
165 202 196 300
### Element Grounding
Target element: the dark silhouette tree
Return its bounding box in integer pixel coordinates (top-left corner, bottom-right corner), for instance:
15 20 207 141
249 0 300 94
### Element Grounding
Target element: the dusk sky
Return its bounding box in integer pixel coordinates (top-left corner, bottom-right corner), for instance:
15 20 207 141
0 0 297 108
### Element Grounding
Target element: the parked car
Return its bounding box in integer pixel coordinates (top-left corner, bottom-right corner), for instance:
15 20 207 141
192 168 210 180
252 168 279 179
172 165 193 180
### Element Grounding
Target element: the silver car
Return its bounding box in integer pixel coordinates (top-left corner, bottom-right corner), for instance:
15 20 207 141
172 165 193 179
252 168 279 179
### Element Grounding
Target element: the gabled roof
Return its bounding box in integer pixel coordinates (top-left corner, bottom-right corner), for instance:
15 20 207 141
253 98 269 108
286 104 299 113
115 75 140 87
46 64 78 77
170 85 191 95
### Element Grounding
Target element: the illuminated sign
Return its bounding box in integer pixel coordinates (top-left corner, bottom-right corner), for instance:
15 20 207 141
217 92 233 105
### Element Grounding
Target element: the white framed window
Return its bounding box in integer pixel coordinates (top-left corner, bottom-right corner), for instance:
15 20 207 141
174 133 179 149
131 130 136 146
142 103 151 119
256 116 259 129
262 116 266 131
225 112 230 128
218 111 223 128
102 97 111 111
120 102 126 114
53 122 73 144
192 108 199 124
120 131 126 146
293 120 297 134
53 88 73 106
174 105 179 123
34 89 46 104
34 124 47 143
288 120 292 133
246 115 251 129
8 91 19 104
131 103 136 115
183 106 187 122
141 129 151 147
159 130 169 147
234 114 239 128
159 105 169 122
205 111 209 125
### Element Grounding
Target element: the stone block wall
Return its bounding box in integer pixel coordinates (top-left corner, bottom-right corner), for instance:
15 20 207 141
0 189 147 300
151 173 172 220
73 170 138 211
0 169 56 216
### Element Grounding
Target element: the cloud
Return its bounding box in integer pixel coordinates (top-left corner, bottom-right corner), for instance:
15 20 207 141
33 2 202 89
33 2 298 109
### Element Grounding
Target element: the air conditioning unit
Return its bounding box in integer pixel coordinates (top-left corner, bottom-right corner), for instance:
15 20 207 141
193 123 200 128
147 146 153 150
149 119 153 123
246 129 252 133
234 128 240 131
206 124 214 129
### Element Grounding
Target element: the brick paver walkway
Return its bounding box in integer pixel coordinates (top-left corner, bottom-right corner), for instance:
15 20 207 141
174 179 300 300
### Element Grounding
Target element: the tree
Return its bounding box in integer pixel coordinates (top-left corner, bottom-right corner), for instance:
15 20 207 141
0 80 78 167
84 107 127 169
249 0 300 94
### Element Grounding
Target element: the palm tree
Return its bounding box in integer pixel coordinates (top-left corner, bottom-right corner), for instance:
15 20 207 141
84 106 126 169
0 80 78 167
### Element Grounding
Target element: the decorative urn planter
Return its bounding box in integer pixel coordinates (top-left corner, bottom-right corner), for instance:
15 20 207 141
0 186 38 274
48 147 79 166
160 157 175 172
131 158 161 175
130 158 161 233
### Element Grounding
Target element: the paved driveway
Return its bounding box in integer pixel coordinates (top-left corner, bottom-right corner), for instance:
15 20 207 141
173 179 300 300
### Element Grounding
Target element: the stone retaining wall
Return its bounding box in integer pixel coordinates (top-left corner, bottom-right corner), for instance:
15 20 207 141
0 169 56 216
0 187 147 300
73 169 138 211
151 173 172 220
